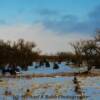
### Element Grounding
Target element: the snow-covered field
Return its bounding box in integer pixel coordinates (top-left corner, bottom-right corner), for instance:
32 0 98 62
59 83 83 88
24 63 73 75
0 62 99 100
21 62 87 75
0 76 100 100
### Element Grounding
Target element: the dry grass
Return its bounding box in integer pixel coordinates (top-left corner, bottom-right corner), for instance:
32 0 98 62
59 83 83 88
0 71 100 79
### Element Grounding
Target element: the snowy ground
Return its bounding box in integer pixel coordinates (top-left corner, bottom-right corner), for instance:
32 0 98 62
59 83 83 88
0 62 99 100
21 62 87 75
0 76 100 100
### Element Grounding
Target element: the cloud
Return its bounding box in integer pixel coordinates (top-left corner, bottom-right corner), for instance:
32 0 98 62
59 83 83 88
0 20 7 25
0 23 91 54
37 6 100 35
89 5 100 21
37 9 59 16
42 14 80 34
88 5 100 30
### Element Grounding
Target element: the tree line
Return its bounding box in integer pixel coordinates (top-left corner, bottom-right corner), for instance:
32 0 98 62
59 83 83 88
39 33 100 70
0 33 99 70
0 39 39 70
70 33 100 69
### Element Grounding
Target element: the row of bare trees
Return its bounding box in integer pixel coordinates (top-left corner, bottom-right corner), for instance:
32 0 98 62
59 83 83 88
50 33 100 70
0 33 99 70
0 39 39 69
70 33 100 69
